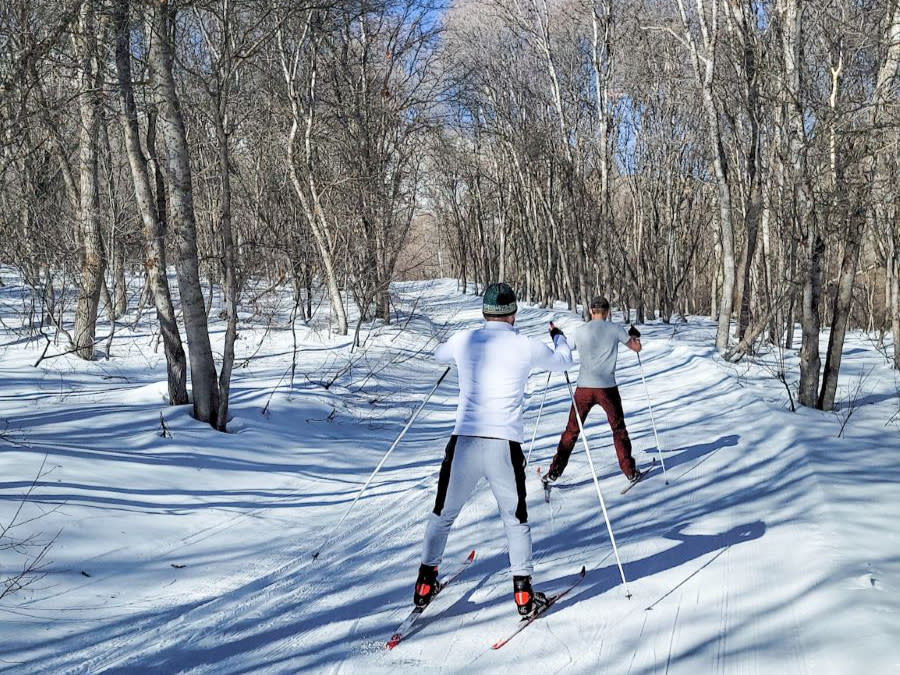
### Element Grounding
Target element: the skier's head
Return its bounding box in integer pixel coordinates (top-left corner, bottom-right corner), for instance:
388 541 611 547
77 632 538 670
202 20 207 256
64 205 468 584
589 296 610 318
483 282 518 323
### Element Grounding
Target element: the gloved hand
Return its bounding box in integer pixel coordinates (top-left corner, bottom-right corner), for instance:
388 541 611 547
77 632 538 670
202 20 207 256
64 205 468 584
549 322 565 339
628 324 641 338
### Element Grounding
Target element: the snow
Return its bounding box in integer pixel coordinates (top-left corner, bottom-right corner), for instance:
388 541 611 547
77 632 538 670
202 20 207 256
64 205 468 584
1 274 898 674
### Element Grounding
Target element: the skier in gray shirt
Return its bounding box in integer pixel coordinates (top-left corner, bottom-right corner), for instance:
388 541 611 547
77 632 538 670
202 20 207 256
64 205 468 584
544 296 643 485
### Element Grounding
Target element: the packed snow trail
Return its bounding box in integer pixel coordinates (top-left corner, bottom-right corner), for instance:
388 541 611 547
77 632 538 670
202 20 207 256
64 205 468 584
0 278 897 674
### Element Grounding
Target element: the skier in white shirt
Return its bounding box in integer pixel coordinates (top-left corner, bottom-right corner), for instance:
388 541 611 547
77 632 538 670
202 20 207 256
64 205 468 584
413 282 573 616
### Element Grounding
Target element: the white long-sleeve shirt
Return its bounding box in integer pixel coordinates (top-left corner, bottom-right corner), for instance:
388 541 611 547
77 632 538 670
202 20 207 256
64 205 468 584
434 321 573 443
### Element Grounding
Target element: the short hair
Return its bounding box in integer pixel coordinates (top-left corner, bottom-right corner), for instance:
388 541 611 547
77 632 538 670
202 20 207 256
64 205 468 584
590 296 610 312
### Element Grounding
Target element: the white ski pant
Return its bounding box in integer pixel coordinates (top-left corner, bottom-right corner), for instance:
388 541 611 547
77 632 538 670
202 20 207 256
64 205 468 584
421 435 532 577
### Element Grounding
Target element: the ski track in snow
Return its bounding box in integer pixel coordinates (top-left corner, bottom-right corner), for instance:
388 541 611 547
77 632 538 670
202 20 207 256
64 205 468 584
1 277 898 674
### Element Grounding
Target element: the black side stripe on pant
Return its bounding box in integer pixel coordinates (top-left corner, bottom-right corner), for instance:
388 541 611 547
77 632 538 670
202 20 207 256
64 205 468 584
509 440 528 524
432 435 458 516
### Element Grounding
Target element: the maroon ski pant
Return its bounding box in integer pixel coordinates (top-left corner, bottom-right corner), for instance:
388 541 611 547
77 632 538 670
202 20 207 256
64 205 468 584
549 385 636 479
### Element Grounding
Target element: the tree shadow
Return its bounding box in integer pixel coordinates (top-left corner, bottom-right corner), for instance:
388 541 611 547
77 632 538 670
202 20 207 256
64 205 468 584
563 520 766 609
557 433 741 489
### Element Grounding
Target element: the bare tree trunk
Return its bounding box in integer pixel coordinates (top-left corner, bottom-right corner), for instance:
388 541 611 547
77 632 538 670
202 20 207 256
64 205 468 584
113 0 187 405
521 0 587 314
784 238 797 350
730 2 763 343
879 3 899 371
591 0 612 217
798 227 824 407
820 1 900 396
279 19 348 335
816 37 850 411
779 0 821 407
114 249 127 318
678 0 736 353
818 207 864 409
150 0 220 425
891 233 900 369
100 276 114 323
286 126 349 336
213 90 238 431
189 0 247 430
72 0 106 360
763 101 783 345
97 109 128 323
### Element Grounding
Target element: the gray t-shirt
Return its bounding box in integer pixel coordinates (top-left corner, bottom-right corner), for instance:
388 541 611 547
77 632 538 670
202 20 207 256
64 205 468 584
573 319 630 388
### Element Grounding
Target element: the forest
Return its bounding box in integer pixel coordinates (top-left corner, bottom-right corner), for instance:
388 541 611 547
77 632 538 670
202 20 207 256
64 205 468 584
1 0 897 428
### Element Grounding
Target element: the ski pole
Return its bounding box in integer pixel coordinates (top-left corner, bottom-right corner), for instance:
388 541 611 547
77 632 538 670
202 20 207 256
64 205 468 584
629 326 668 484
527 319 562 464
312 366 451 561
526 372 552 464
563 371 632 598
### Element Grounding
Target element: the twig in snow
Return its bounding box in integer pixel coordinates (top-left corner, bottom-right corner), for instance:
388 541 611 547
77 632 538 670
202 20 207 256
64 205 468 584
158 411 173 438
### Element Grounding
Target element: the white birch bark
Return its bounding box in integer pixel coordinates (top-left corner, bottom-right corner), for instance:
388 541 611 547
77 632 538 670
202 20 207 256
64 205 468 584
278 18 348 336
820 0 900 403
677 0 736 352
150 0 221 425
113 0 188 405
72 0 106 360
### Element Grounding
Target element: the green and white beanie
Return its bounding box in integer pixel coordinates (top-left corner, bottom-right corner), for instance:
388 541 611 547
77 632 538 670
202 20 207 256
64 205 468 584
483 282 518 317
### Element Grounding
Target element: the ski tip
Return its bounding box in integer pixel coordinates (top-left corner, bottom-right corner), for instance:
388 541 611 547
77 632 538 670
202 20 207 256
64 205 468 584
466 549 476 562
386 636 401 650
578 566 586 576
491 640 505 650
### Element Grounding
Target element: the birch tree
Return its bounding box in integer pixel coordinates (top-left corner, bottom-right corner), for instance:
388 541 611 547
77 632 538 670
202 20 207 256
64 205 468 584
278 10 349 336
113 0 188 405
72 0 107 360
819 0 900 406
150 0 221 426
677 0 736 352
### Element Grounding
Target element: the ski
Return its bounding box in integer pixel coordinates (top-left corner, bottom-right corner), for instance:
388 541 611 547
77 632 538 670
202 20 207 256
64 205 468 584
386 549 476 649
491 565 586 650
620 457 657 495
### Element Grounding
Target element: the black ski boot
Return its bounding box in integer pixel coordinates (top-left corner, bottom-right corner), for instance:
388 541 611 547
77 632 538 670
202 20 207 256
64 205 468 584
414 564 439 608
513 575 547 617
